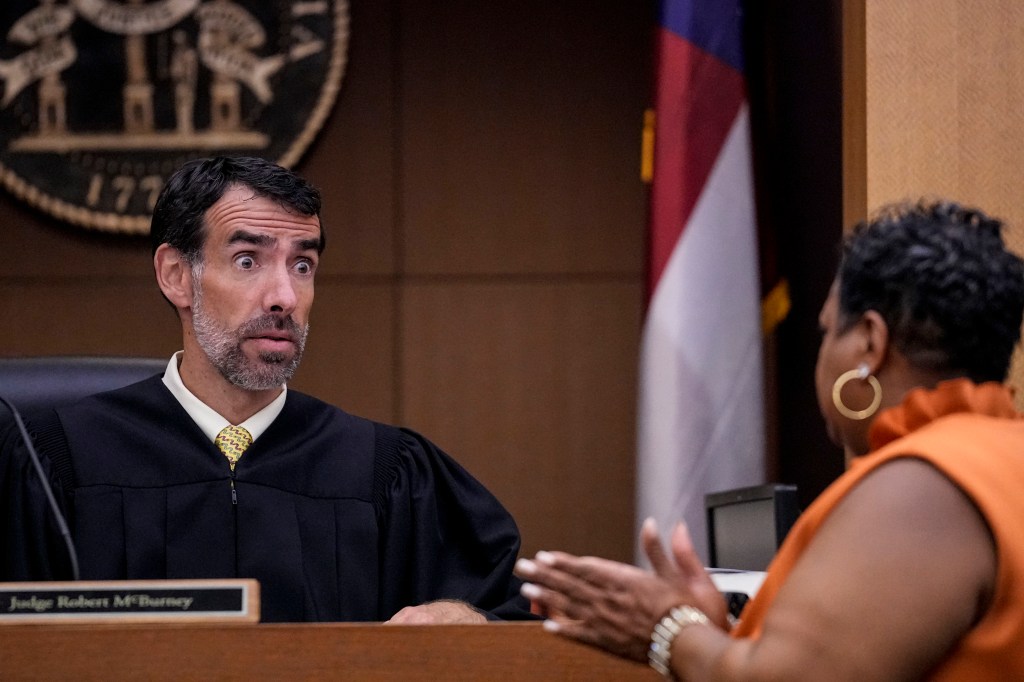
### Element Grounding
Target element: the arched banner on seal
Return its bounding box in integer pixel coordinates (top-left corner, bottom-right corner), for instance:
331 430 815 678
0 0 349 234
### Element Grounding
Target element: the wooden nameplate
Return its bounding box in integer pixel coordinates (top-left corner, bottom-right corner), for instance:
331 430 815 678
0 579 259 624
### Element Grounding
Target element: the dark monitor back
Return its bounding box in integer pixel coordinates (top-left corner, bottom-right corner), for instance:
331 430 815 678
705 484 799 571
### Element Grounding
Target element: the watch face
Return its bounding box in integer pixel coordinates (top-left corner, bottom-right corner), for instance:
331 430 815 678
0 0 349 234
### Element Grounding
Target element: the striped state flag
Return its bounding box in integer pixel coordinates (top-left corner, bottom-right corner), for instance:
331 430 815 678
636 0 765 563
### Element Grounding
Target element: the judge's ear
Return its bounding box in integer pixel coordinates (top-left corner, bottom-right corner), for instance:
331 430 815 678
154 244 194 310
859 309 890 375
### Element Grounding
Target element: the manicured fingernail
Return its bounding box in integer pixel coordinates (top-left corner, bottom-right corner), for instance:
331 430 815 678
542 619 561 633
643 516 658 533
515 558 536 575
535 550 556 565
520 583 541 599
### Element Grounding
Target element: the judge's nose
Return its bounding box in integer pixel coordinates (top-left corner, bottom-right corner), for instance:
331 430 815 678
262 265 298 314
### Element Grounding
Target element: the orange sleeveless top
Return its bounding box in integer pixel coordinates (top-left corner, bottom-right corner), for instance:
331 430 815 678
731 379 1024 680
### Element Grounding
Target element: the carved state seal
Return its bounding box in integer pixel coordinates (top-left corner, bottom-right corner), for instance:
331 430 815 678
0 0 348 233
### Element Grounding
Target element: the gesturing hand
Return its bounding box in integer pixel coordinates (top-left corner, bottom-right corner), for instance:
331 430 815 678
641 518 730 630
514 518 728 662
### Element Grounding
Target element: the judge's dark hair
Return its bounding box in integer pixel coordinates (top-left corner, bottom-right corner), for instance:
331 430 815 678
150 156 324 263
837 199 1024 382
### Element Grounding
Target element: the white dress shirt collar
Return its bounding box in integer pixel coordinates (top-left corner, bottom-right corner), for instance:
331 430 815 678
161 351 287 443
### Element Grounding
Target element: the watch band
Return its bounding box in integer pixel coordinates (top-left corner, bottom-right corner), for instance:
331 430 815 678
648 605 710 678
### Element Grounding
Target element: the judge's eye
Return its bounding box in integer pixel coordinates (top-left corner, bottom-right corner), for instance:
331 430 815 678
294 260 314 275
235 255 256 270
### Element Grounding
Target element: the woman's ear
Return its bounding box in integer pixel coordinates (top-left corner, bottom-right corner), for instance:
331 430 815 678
154 244 194 310
860 310 890 374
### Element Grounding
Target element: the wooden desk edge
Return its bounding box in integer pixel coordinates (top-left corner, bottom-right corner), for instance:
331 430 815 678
0 621 658 680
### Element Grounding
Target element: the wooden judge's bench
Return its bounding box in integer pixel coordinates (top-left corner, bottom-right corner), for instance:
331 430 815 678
0 622 659 680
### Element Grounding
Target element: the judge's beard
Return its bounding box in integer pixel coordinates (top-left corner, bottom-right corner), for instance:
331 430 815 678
190 272 309 391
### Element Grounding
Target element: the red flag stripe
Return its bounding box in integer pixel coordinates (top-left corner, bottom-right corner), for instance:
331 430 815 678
647 29 746 300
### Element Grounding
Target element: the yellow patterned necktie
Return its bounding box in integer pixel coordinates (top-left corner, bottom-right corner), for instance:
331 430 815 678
215 425 252 471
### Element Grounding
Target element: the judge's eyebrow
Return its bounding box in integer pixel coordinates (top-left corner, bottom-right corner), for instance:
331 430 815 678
228 230 275 248
227 231 321 254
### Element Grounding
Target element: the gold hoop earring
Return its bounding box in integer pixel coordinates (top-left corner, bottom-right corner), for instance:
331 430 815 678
832 363 882 420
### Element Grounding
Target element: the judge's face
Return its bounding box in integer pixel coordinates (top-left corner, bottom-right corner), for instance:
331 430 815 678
188 186 321 391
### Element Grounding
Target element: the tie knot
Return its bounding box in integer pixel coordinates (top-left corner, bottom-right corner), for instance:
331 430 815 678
215 425 252 470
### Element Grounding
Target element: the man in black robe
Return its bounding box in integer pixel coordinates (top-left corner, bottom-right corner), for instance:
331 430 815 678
0 156 531 623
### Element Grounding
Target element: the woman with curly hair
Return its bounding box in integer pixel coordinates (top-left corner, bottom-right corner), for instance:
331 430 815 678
517 200 1024 680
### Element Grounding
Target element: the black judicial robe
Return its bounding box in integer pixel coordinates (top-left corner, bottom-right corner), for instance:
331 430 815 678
0 376 531 622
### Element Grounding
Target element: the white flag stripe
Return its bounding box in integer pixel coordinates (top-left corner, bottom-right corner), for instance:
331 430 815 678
637 104 765 564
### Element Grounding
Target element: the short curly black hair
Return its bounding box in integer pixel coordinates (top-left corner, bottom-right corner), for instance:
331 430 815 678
150 156 324 263
837 199 1024 382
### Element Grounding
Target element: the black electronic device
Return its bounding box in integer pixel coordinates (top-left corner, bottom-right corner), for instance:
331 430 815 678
705 483 800 571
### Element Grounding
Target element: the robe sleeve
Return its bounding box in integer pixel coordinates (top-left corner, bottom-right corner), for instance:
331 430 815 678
373 426 535 620
0 415 75 581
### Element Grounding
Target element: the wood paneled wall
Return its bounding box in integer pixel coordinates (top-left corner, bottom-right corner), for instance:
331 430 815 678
0 1 652 562
844 0 1024 401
